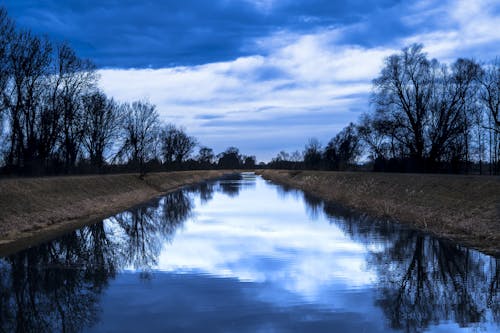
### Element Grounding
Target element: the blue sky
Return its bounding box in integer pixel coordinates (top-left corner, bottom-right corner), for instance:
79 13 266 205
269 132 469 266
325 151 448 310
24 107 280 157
2 0 500 161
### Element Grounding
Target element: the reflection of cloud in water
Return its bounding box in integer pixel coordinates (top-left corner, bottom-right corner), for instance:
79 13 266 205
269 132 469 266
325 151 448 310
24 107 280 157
154 176 375 302
1 173 497 333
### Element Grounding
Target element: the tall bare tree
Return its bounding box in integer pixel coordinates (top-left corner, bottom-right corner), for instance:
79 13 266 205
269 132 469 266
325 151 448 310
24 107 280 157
372 44 481 171
0 7 14 139
479 59 500 173
160 123 197 168
117 100 160 175
480 59 500 129
53 43 97 172
82 91 122 171
4 30 52 172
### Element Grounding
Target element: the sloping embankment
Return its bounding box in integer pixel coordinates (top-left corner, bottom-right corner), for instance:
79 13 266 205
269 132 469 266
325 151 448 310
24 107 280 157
0 170 228 254
259 170 500 256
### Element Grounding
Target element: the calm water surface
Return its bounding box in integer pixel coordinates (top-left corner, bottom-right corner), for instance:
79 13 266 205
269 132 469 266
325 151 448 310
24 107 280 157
0 173 498 332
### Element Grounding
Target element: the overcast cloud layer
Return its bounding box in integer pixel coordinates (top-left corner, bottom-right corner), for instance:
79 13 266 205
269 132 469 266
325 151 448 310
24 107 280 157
3 0 500 160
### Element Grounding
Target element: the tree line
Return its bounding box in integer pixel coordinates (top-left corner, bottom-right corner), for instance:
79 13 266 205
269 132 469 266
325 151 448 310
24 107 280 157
2 5 498 176
0 8 255 176
269 44 500 174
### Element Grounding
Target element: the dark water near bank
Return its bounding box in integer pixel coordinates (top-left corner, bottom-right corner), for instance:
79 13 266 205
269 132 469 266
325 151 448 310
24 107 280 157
0 173 498 333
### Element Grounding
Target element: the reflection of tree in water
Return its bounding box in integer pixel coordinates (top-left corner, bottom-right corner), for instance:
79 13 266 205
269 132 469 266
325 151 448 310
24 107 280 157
107 189 195 271
302 192 323 220
216 173 256 198
187 182 215 204
371 236 496 333
0 224 116 333
0 185 207 332
488 259 500 323
275 182 301 201
318 197 499 333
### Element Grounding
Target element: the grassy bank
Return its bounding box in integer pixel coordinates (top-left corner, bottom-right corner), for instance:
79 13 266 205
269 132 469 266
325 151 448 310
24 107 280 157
0 170 228 255
259 170 500 256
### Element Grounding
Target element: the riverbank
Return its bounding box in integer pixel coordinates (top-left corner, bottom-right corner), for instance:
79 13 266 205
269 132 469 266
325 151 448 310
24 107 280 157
0 170 229 255
259 170 500 256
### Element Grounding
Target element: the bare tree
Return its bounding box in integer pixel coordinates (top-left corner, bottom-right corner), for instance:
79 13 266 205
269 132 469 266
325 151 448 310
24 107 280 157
217 146 242 169
160 123 197 167
3 30 52 172
372 44 480 171
53 43 98 172
303 138 322 170
197 146 214 168
117 100 160 175
82 91 122 171
480 59 500 129
324 123 361 170
0 8 14 137
479 59 500 173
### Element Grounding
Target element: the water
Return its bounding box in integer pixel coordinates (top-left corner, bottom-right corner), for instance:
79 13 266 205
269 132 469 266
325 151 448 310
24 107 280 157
0 173 498 333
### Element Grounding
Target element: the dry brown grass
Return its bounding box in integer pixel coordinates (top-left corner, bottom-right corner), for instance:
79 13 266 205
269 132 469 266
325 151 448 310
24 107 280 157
0 170 228 254
259 170 500 256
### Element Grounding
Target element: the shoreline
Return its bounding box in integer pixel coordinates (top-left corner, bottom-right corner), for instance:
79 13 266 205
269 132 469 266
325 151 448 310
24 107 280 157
258 170 500 257
0 170 229 256
1 169 498 257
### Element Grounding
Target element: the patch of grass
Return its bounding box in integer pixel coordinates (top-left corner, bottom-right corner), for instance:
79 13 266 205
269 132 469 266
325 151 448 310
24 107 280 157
0 170 228 253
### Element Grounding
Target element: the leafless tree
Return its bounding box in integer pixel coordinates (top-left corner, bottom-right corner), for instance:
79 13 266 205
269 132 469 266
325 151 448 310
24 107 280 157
0 8 14 138
479 59 500 173
160 123 197 167
82 91 122 171
3 30 52 172
372 44 481 171
480 59 500 129
324 123 361 170
303 138 322 169
53 43 98 172
197 146 215 168
116 100 160 175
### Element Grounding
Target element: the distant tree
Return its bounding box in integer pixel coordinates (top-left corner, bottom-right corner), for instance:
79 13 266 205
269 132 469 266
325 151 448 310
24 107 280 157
81 91 122 171
197 146 215 169
160 123 197 168
117 100 160 176
275 151 290 162
290 150 303 162
217 147 241 169
303 138 322 169
243 155 256 169
357 113 390 161
324 123 361 170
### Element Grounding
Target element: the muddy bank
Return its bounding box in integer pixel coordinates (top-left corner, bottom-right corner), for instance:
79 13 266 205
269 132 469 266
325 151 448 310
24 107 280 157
259 170 500 256
0 170 228 255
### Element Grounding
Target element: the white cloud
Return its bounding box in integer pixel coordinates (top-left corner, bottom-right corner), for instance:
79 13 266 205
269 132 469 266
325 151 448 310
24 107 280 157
402 0 500 60
99 30 390 160
138 177 376 302
98 0 500 160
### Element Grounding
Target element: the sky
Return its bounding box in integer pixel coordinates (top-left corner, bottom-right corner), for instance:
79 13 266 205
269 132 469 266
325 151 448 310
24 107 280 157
2 0 500 161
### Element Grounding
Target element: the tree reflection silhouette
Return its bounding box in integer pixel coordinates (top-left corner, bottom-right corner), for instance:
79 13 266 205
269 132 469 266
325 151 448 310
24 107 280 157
320 200 499 333
0 228 115 333
0 184 208 332
107 189 196 271
216 173 257 198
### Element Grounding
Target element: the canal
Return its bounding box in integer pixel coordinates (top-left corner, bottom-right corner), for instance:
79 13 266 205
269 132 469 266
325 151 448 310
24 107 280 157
0 173 498 332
